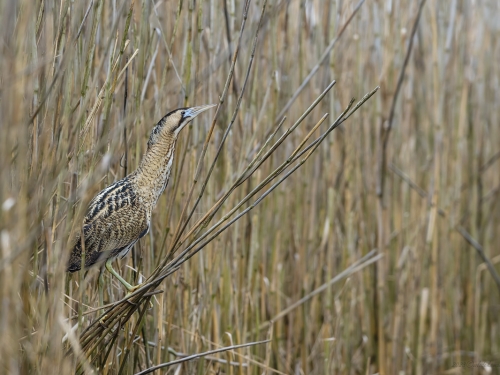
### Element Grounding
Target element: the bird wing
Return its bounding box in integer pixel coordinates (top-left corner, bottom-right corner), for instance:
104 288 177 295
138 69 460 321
84 177 138 225
67 178 149 271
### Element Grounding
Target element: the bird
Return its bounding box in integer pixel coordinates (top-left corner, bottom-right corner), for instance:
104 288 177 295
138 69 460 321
67 104 216 292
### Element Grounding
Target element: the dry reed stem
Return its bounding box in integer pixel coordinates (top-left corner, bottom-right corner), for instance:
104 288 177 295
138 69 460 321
135 339 270 375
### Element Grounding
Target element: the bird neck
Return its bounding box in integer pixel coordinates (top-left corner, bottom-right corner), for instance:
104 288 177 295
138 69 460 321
135 137 177 204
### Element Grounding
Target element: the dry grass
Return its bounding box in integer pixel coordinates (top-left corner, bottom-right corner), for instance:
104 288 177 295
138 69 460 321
1 0 499 374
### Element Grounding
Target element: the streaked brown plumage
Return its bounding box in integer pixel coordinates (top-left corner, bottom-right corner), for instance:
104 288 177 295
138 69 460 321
67 104 215 292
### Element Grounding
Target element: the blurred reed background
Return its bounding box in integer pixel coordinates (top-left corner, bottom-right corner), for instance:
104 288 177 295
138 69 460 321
0 0 499 374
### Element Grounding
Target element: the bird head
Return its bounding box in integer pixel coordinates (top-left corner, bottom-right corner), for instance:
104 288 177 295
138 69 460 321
147 104 216 149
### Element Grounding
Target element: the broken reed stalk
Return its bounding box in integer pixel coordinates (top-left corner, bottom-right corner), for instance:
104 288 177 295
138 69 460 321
135 339 270 375
456 225 500 295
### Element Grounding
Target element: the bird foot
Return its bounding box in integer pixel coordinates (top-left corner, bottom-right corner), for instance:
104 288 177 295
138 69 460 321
125 283 142 295
124 284 153 308
99 314 108 328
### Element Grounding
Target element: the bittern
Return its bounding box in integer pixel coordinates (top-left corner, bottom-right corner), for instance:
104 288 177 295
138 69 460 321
67 104 216 292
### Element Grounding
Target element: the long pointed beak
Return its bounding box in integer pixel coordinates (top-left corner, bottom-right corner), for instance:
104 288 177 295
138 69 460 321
184 104 216 119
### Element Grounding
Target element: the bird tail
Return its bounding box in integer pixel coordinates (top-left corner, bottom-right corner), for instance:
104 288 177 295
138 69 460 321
67 226 107 272
67 238 83 272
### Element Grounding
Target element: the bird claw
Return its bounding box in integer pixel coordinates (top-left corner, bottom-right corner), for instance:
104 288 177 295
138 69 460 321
125 283 142 295
99 314 108 328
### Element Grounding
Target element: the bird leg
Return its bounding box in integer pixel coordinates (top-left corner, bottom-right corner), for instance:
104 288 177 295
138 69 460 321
105 259 152 308
105 258 139 293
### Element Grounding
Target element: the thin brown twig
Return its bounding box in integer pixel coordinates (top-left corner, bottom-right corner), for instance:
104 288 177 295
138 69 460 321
257 250 383 332
384 0 427 143
456 226 500 295
378 0 428 196
134 339 270 375
273 0 367 125
389 163 500 295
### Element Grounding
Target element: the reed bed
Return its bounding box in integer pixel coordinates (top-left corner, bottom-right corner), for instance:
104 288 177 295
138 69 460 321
0 0 499 374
